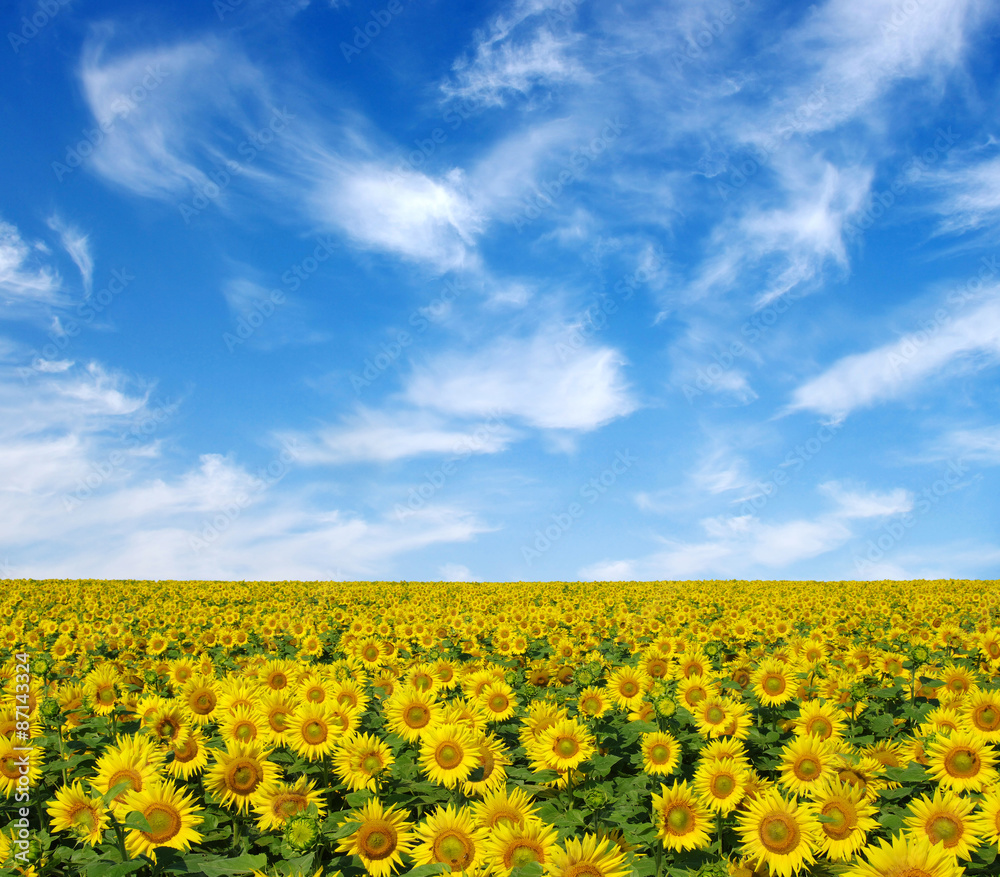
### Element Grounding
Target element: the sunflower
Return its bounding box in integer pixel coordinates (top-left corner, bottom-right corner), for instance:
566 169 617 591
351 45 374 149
478 681 517 722
298 671 333 706
702 737 750 765
652 780 713 852
332 678 370 713
180 675 219 725
165 727 210 780
531 718 596 773
921 707 963 737
257 659 298 693
122 780 203 859
844 832 965 877
606 666 649 711
792 699 846 743
250 777 326 832
831 753 890 801
518 701 569 751
355 637 385 670
285 703 340 762
640 730 680 777
385 686 440 743
470 786 540 831
406 662 440 695
810 778 879 861
217 679 264 718
577 686 611 719
778 735 837 798
411 804 489 873
204 741 280 813
547 833 631 877
904 787 983 860
693 757 749 814
337 798 416 877
92 734 165 812
719 698 753 740
939 663 977 699
484 819 559 875
46 781 108 846
83 665 120 715
463 731 510 797
334 732 395 792
961 688 1000 741
146 702 188 748
420 723 478 788
974 788 1000 845
736 790 820 877
692 695 733 739
678 676 712 710
753 658 797 707
926 729 999 793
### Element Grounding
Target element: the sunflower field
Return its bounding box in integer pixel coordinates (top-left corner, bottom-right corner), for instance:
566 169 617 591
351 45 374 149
3 579 1000 877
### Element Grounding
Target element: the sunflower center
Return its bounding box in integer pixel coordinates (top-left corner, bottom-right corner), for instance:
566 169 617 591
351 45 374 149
362 754 384 774
945 749 980 777
706 706 726 724
405 705 430 728
359 822 397 860
235 721 254 741
711 773 735 797
269 673 288 689
71 805 97 831
651 744 671 763
108 768 142 798
307 687 324 702
489 694 509 712
556 737 580 758
821 800 854 841
807 718 832 738
269 711 289 732
621 681 639 697
434 831 474 868
763 675 786 696
362 646 380 662
583 697 601 713
795 756 820 780
759 813 800 854
436 742 463 769
278 796 304 818
414 674 433 690
666 804 694 834
192 692 216 713
927 814 962 846
508 842 541 868
143 804 181 844
96 686 116 704
228 761 261 794
974 706 1000 731
304 720 327 745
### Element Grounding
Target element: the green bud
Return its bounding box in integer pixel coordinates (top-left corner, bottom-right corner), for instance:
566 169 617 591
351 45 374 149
283 814 320 852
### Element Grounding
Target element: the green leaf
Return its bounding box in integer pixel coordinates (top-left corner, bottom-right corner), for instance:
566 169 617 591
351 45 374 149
85 860 148 877
178 853 268 875
510 863 544 877
123 811 153 833
975 844 998 865
885 762 929 783
400 864 451 876
102 779 134 806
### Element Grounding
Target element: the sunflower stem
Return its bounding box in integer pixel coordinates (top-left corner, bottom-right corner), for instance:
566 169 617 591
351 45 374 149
654 843 663 877
716 810 723 858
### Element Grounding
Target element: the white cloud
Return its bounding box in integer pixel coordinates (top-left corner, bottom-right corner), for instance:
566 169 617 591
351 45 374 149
405 331 637 431
0 220 62 309
277 409 515 465
928 155 1000 236
47 217 93 296
927 424 1000 465
789 299 1000 419
582 481 911 579
438 562 475 581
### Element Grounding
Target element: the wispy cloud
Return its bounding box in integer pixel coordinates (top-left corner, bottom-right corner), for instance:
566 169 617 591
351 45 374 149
0 220 63 309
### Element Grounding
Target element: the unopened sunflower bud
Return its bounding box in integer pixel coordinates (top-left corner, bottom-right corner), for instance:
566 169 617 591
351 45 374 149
283 813 320 852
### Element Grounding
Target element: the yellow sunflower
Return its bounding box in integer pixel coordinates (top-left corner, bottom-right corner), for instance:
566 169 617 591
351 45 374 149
411 804 489 873
470 786 540 831
925 729 999 793
337 798 415 877
256 690 296 746
736 790 820 877
92 734 165 813
904 787 983 861
531 718 596 773
204 741 280 813
46 781 108 846
484 819 559 875
165 727 210 780
606 666 649 711
335 732 396 792
692 696 733 739
777 735 837 798
792 699 846 743
180 675 219 725
692 756 749 814
752 658 797 707
547 833 631 877
250 777 326 832
462 731 510 797
420 723 478 788
640 730 680 777
478 681 518 722
810 777 879 861
577 686 611 719
652 780 713 852
122 780 204 860
384 686 440 743
973 788 1000 845
961 688 1000 741
286 703 340 762
844 832 965 877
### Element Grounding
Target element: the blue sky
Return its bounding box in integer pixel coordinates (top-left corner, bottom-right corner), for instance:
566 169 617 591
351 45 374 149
2 0 999 582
